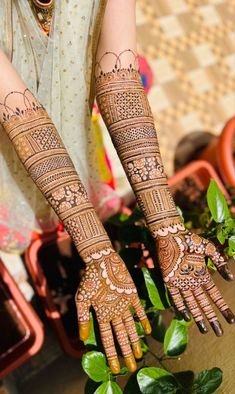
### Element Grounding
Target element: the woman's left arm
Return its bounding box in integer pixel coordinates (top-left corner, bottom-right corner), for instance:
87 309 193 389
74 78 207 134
95 0 235 336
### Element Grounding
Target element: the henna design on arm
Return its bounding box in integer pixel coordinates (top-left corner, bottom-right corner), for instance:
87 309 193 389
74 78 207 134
95 50 235 336
0 88 151 374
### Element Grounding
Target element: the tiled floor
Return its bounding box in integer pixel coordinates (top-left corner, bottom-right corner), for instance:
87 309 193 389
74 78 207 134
136 0 235 175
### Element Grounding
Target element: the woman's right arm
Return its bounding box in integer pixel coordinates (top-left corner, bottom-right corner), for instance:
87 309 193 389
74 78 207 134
0 48 151 374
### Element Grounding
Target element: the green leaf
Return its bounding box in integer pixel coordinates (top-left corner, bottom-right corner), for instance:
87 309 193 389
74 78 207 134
82 351 110 382
207 258 217 272
142 268 165 310
137 367 178 394
140 299 147 309
151 314 166 343
84 313 97 346
176 206 184 223
207 179 230 223
193 367 223 394
135 321 145 337
163 319 188 357
164 287 172 307
140 338 149 354
217 228 226 245
115 367 128 377
228 236 235 256
94 381 123 394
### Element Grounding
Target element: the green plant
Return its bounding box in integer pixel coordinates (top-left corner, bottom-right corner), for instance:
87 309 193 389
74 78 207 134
81 180 234 393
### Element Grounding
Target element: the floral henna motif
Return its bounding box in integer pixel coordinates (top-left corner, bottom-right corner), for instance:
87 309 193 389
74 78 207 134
156 224 235 335
0 89 151 374
95 51 235 337
75 250 151 371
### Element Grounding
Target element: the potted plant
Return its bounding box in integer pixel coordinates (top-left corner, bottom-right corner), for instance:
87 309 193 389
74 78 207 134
0 260 44 379
25 231 85 358
80 176 234 393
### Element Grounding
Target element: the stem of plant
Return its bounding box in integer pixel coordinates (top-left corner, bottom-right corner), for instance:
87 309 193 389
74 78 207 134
147 349 170 371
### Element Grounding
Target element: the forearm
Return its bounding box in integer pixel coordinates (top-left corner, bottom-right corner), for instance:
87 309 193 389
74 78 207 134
96 67 181 229
0 49 112 261
95 1 181 239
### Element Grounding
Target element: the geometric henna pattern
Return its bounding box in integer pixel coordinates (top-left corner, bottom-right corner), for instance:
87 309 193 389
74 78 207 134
1 92 111 260
95 54 235 336
1 88 151 373
96 66 179 231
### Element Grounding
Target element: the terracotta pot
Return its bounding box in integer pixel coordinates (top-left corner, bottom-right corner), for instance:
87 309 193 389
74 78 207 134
0 260 44 379
199 117 235 187
169 160 229 199
25 232 85 358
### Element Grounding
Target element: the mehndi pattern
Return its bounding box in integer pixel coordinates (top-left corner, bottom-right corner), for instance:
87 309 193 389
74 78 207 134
0 89 151 373
96 52 235 336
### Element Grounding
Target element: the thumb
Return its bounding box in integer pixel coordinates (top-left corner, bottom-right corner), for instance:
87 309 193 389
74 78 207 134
204 241 234 281
75 296 91 341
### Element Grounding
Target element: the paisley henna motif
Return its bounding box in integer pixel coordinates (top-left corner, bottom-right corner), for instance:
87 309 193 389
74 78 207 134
0 89 151 374
96 51 235 336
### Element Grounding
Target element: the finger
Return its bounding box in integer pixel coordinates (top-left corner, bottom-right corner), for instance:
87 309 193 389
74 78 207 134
132 296 152 334
168 287 191 321
123 309 143 359
193 287 223 336
182 289 208 334
204 242 233 281
99 321 120 375
75 297 91 341
112 317 137 373
204 279 235 324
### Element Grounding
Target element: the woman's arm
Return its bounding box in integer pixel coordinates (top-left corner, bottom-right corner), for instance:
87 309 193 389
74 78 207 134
0 48 151 374
95 0 235 335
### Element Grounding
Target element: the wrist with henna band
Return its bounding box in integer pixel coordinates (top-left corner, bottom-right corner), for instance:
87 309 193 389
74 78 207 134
95 50 235 337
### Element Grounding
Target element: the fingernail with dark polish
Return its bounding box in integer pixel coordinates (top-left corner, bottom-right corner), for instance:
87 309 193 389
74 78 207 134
211 320 223 336
197 320 208 334
218 265 234 281
222 309 235 324
182 309 191 322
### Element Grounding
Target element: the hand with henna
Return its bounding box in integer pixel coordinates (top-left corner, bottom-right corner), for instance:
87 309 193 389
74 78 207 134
155 223 234 335
76 248 151 373
0 49 151 375
95 49 235 336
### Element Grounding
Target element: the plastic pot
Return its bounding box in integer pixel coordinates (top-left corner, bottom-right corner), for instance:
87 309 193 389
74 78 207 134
25 232 84 358
0 260 44 379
